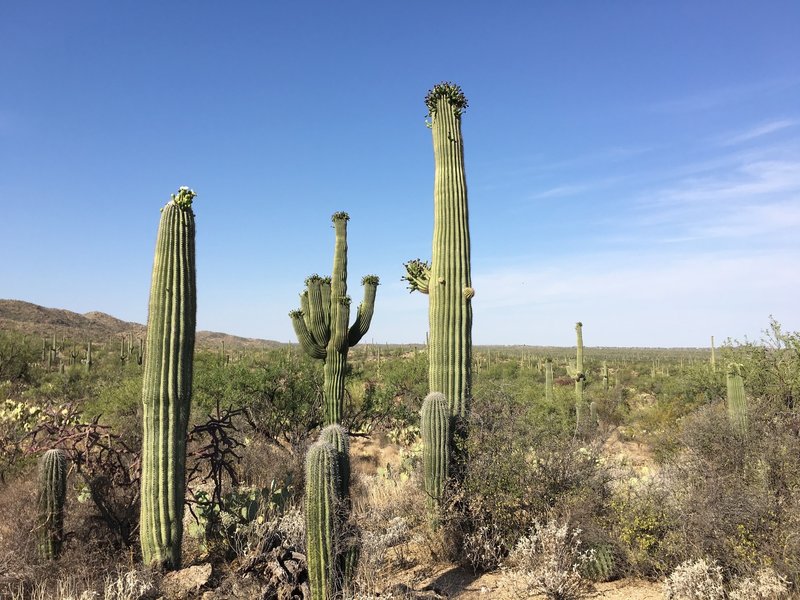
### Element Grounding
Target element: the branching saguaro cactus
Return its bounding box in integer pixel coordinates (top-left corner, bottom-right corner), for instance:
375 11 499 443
727 362 748 436
305 441 341 600
37 448 67 559
140 187 197 570
403 82 473 420
290 212 379 425
421 392 450 508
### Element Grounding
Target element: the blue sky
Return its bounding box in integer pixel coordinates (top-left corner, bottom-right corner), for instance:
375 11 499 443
1 2 798 346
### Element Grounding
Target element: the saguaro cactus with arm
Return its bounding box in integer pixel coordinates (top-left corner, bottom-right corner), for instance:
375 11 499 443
404 82 473 420
290 212 378 425
139 187 197 569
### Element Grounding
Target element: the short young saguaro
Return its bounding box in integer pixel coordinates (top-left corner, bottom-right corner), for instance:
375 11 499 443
37 448 67 559
404 82 474 419
290 212 378 425
140 187 197 570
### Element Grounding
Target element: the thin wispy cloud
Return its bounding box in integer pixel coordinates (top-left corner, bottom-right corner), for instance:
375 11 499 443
718 119 799 146
650 78 798 113
471 250 800 345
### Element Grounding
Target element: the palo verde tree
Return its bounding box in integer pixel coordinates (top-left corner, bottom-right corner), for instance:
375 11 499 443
290 212 379 425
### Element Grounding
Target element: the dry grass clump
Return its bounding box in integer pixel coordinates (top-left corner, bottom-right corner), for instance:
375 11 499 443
727 568 790 600
349 469 427 596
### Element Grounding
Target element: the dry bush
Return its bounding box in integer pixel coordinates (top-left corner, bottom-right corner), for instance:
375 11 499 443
441 384 611 571
504 517 594 600
728 568 791 600
662 558 725 600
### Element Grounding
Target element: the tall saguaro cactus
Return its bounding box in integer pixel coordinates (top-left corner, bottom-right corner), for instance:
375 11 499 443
726 362 748 436
37 449 67 560
291 212 379 425
305 441 340 600
140 187 197 570
404 82 473 419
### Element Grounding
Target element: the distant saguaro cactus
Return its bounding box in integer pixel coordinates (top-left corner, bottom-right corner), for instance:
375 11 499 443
726 362 748 436
545 358 554 402
290 212 379 425
139 187 197 570
305 442 340 600
37 449 67 559
574 322 587 431
421 392 450 508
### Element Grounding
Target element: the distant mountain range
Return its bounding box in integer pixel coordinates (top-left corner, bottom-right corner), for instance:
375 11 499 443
0 299 284 350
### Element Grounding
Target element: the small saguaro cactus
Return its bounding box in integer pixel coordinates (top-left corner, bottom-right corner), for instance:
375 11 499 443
421 392 450 508
544 359 554 402
404 82 474 421
85 340 93 371
726 362 748 436
602 361 609 391
305 441 341 600
139 187 197 570
710 335 716 372
290 212 379 425
37 449 67 559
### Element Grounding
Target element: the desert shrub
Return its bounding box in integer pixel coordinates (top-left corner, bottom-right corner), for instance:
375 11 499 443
655 403 786 576
0 331 38 384
441 382 611 570
505 517 594 600
662 558 725 600
728 567 790 600
608 476 677 577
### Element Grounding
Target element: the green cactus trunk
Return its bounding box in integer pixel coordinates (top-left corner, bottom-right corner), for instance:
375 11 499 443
421 392 450 508
427 85 473 420
726 363 748 436
85 340 92 371
574 322 587 430
37 449 67 560
291 213 378 426
139 187 197 570
710 335 716 372
602 361 609 391
319 424 350 499
305 441 341 600
545 359 554 402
